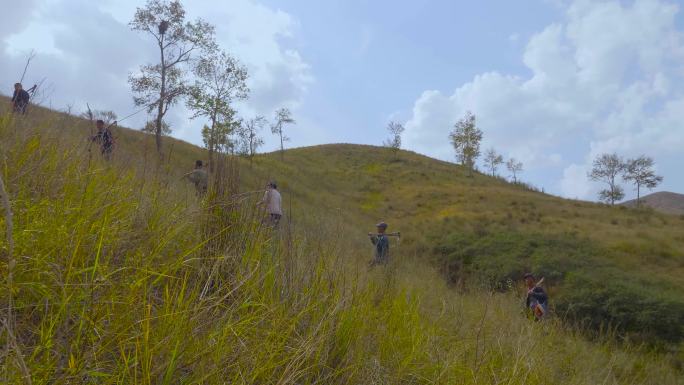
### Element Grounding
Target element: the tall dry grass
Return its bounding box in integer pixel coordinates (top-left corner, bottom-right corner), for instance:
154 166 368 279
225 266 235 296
0 113 682 384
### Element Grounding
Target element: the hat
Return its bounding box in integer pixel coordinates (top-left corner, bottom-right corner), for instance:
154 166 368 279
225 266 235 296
375 221 388 229
523 273 535 280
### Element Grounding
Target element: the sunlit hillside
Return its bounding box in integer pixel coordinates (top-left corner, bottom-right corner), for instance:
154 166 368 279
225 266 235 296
1 101 683 384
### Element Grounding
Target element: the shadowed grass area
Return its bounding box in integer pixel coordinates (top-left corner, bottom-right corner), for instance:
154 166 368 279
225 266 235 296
0 103 683 383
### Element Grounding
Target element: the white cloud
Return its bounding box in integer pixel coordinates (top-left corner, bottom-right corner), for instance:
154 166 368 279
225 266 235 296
0 0 312 149
403 0 684 199
0 0 38 42
560 163 592 199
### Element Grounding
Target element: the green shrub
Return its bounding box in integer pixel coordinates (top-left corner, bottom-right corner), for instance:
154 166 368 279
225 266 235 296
557 274 684 344
430 229 684 345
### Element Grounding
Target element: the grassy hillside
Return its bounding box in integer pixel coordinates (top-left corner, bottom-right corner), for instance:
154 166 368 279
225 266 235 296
1 101 683 384
250 144 684 345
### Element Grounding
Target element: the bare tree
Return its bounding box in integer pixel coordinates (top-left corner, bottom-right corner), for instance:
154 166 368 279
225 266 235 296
623 156 663 206
129 0 216 156
449 112 483 177
506 158 523 183
187 50 249 171
81 105 118 125
238 116 266 164
483 148 504 177
588 153 626 205
383 121 405 159
271 108 295 159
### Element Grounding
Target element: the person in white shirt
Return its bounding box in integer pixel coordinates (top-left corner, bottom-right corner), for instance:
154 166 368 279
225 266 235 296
260 181 282 226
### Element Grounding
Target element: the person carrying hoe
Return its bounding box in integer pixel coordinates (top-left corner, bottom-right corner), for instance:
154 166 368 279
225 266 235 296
11 83 31 114
90 119 116 160
368 221 392 266
524 273 549 321
183 160 209 197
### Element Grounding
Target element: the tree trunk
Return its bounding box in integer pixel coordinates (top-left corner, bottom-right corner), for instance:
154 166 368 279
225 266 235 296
208 145 215 173
636 184 641 207
155 103 164 156
208 115 216 173
279 129 284 160
155 43 166 157
249 134 254 166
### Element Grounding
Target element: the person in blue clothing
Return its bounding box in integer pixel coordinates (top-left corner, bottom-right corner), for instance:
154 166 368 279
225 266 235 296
368 221 390 266
524 273 549 321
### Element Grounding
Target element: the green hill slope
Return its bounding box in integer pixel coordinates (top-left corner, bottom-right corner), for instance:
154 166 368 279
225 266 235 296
1 101 683 384
258 144 684 344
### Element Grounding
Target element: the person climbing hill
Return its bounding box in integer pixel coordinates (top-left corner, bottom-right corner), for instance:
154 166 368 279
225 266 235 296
90 119 115 160
259 181 282 226
183 160 209 197
368 221 391 266
11 83 31 114
524 273 548 321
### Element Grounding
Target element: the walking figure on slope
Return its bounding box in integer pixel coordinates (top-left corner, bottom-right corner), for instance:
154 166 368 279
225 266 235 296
368 221 400 266
11 83 32 114
524 273 548 321
259 181 282 227
90 119 116 160
182 160 209 197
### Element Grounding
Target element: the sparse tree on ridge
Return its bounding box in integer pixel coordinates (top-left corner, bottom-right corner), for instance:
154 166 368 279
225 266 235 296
449 112 483 177
129 0 216 156
623 155 663 206
588 153 626 205
383 121 405 159
187 50 249 171
506 158 523 183
238 115 266 165
142 120 172 136
483 148 504 177
271 108 295 160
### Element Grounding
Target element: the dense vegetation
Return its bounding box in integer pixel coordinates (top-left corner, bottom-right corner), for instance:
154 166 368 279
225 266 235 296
1 102 683 383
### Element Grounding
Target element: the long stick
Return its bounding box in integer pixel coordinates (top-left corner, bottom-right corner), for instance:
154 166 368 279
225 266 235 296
19 50 36 84
368 232 401 237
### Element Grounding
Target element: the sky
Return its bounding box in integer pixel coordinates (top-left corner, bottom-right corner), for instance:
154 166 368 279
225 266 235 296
1 0 683 201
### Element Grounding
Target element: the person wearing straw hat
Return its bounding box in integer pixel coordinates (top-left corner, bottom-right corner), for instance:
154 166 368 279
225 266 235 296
368 221 390 266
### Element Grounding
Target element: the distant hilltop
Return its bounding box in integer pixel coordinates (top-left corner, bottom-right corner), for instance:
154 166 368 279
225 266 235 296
621 191 684 215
